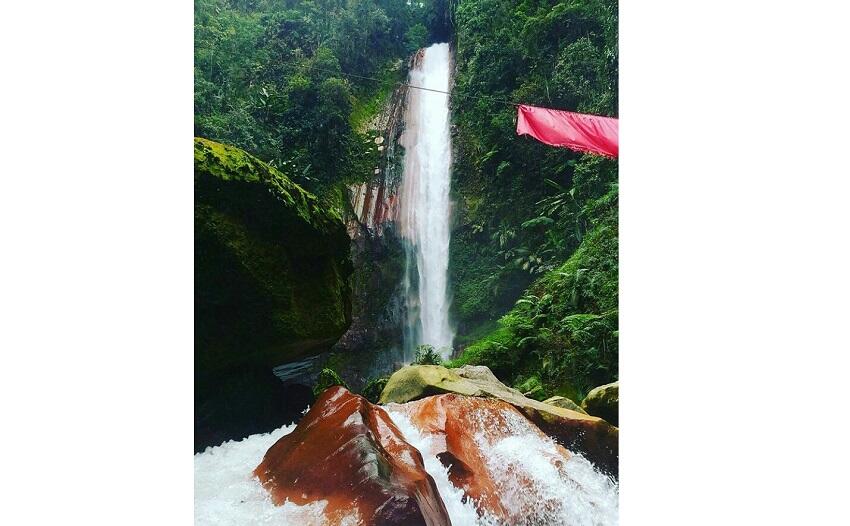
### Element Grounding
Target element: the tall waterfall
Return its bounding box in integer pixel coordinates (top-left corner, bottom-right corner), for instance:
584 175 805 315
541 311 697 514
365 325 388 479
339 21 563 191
399 43 455 360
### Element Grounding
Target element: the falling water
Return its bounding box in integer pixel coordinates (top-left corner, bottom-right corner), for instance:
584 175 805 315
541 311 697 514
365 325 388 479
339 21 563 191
399 43 455 359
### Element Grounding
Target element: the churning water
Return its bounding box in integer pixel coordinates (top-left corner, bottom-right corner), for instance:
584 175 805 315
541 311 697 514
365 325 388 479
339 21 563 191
195 405 618 526
193 421 331 526
399 43 455 359
386 407 619 526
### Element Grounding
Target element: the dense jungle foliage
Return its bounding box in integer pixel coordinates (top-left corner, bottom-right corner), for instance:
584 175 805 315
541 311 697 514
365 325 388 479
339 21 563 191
195 0 619 404
195 0 450 196
447 0 618 400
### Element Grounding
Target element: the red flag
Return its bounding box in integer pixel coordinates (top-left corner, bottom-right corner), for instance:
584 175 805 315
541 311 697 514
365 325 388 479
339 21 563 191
516 104 618 157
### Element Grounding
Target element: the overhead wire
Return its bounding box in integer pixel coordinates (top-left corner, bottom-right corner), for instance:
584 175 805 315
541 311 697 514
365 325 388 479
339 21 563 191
302 64 522 107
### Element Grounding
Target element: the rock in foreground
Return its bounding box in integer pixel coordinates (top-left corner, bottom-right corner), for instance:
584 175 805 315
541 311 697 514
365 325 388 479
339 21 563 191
380 364 619 476
254 386 450 526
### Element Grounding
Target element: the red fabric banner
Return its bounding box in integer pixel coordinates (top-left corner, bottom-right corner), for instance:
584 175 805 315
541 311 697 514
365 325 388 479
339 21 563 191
516 104 618 157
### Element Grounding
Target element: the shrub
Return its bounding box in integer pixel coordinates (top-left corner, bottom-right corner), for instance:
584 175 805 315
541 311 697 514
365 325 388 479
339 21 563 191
313 368 348 396
414 344 443 365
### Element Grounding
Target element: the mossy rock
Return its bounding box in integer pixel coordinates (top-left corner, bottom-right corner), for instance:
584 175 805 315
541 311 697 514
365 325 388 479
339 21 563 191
581 381 619 426
194 137 353 448
378 365 484 404
195 137 352 371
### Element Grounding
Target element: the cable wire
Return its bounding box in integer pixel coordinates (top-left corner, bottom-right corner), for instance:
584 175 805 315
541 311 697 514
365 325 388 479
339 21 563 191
303 64 521 107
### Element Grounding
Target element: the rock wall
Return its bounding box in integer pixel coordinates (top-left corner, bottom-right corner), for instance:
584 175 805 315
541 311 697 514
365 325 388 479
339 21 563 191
194 137 353 450
347 83 408 237
330 81 413 387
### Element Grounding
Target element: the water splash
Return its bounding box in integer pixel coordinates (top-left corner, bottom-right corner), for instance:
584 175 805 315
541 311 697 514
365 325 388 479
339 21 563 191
473 409 619 526
386 406 619 526
399 43 455 359
194 422 344 526
387 409 498 526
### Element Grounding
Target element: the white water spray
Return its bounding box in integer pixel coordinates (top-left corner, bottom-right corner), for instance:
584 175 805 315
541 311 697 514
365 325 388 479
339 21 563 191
194 422 332 526
399 43 455 359
386 407 619 526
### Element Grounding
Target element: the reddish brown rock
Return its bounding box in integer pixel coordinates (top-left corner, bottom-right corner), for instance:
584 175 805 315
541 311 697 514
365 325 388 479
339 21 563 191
254 386 451 526
391 394 572 522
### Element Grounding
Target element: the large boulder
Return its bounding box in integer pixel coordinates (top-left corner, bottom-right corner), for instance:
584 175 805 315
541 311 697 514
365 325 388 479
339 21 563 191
389 394 574 523
255 386 450 526
581 381 619 426
194 137 353 450
378 364 484 404
380 364 618 476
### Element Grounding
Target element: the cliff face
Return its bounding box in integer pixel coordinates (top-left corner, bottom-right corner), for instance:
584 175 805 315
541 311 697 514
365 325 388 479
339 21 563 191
194 137 353 450
328 82 413 387
347 83 408 237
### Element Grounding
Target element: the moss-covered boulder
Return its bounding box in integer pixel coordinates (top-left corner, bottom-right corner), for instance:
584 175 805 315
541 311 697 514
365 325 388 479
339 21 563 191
194 137 353 450
542 396 587 415
379 364 618 476
378 365 484 404
581 381 619 426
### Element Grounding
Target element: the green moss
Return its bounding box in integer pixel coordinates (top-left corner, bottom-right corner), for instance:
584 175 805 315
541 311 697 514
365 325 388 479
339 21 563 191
194 137 343 227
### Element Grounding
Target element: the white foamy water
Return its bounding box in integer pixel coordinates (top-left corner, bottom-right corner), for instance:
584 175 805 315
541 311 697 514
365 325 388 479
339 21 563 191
387 406 619 526
386 409 498 526
399 43 455 358
196 403 617 525
475 409 619 526
194 422 337 526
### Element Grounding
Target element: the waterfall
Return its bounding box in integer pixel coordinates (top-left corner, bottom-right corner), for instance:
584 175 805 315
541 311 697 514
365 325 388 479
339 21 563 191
399 43 455 360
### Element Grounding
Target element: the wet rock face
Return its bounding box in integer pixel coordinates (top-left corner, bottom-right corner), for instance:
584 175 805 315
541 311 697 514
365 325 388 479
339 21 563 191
390 394 573 523
254 386 451 526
